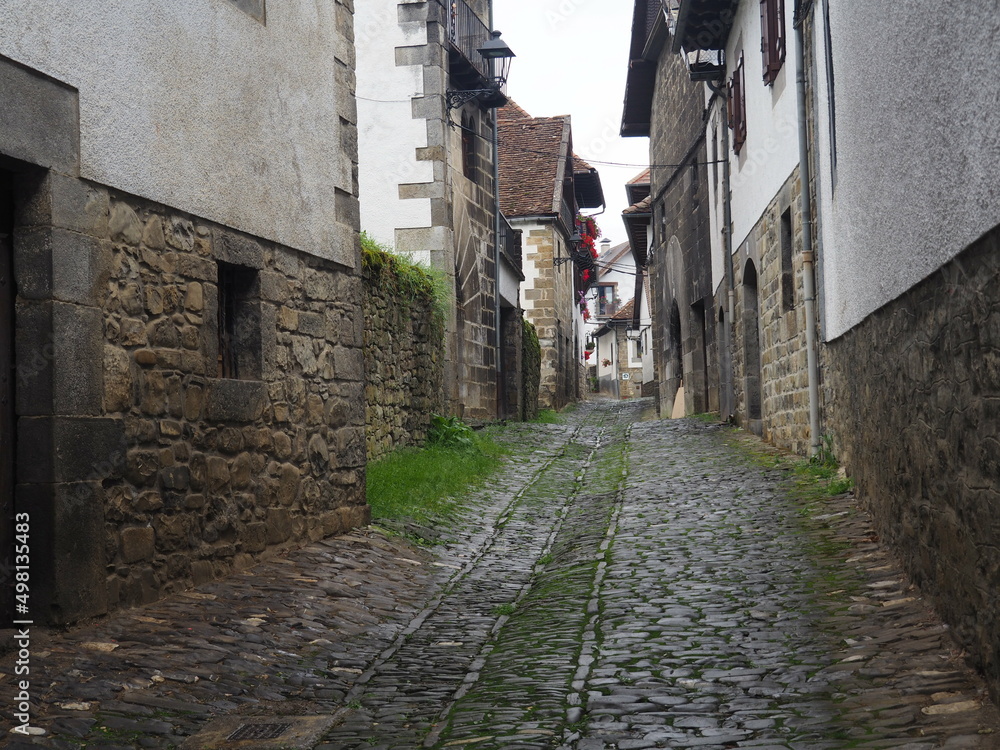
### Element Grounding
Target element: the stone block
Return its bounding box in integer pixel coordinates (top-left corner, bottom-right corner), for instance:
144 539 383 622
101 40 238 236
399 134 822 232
18 416 126 484
15 481 107 624
0 56 79 174
334 345 363 381
267 508 293 544
121 526 155 563
104 345 134 413
212 227 265 269
14 226 110 306
165 216 195 251
19 173 108 236
53 301 104 414
109 201 143 245
241 522 268 553
205 379 268 423
160 465 190 491
190 560 214 586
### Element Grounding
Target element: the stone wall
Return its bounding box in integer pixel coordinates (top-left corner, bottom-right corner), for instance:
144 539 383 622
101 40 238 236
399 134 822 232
36 186 369 614
825 223 1000 701
730 170 817 455
113 193 367 607
363 254 444 460
519 223 578 411
521 319 540 420
647 32 716 419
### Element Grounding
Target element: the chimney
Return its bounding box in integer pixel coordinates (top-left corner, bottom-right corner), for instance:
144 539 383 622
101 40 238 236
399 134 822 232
599 238 611 256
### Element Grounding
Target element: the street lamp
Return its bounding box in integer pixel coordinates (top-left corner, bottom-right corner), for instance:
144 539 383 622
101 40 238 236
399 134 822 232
554 231 583 266
446 31 516 110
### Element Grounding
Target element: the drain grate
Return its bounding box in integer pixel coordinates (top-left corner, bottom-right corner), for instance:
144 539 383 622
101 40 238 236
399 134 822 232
227 723 292 742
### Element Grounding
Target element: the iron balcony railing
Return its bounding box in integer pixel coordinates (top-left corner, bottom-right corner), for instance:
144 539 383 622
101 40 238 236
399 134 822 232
498 212 522 276
448 0 490 81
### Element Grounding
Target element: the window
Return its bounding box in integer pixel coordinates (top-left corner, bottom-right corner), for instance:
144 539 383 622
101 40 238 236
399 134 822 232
596 285 617 317
217 262 261 379
780 208 794 312
760 0 785 84
462 112 477 180
728 53 747 155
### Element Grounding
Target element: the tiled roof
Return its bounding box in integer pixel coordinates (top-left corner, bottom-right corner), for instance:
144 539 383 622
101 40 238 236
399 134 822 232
623 195 652 214
612 298 636 321
627 168 651 185
498 101 570 218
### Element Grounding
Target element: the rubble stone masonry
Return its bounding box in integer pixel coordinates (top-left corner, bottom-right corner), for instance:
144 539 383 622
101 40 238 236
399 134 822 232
732 170 817 455
22 184 370 614
363 263 444 461
825 223 1000 701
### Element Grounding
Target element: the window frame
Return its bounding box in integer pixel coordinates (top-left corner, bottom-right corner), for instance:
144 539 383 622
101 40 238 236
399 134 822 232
760 0 786 85
728 52 747 155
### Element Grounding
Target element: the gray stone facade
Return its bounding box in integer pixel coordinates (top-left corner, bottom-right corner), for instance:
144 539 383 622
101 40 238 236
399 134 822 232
825 223 1000 702
730 171 818 454
364 0 501 421
640 24 717 420
0 37 365 623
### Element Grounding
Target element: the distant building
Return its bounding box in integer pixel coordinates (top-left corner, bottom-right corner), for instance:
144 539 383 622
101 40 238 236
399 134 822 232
498 102 604 410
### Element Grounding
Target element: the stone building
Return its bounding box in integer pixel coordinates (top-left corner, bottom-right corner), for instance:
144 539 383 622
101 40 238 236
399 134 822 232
497 103 605 411
355 0 524 420
592 300 647 400
586 239 654 398
799 1 1000 703
621 5 718 422
0 0 364 623
658 0 815 454
660 0 1000 704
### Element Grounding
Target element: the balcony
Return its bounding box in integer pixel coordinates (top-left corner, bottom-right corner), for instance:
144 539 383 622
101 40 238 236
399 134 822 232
498 212 523 279
448 0 491 90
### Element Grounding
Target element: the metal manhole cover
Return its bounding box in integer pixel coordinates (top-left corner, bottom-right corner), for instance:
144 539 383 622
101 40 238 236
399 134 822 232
227 723 292 741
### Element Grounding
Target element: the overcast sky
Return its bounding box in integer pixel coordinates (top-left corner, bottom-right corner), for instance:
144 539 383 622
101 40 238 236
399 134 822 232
494 0 650 247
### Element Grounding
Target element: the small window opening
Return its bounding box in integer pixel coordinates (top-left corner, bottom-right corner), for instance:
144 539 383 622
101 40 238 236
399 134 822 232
780 208 794 312
217 262 261 380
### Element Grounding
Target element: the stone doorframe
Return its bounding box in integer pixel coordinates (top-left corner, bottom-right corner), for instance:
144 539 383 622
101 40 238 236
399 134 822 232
1 54 124 624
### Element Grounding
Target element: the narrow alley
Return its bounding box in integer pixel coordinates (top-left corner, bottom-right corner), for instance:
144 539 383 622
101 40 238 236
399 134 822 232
3 400 998 749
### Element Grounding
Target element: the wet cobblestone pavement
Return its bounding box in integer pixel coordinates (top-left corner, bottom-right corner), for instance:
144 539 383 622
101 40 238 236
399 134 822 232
2 399 999 748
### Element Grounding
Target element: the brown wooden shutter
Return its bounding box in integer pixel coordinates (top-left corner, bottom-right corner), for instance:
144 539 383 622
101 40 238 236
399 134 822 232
760 0 772 82
762 0 786 84
729 53 747 155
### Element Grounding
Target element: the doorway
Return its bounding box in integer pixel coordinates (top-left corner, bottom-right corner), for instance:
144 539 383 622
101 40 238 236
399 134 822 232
0 172 16 619
743 259 763 431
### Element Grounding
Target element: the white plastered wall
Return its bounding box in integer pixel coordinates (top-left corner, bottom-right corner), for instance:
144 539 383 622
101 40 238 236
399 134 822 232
725 0 800 251
818 2 1000 338
355 0 434 256
0 0 355 265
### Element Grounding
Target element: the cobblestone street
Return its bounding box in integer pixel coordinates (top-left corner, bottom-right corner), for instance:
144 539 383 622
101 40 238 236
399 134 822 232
2 399 998 748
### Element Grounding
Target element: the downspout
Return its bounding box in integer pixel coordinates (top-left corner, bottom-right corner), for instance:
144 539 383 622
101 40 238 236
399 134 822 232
489 7 504 419
794 0 822 456
707 80 735 422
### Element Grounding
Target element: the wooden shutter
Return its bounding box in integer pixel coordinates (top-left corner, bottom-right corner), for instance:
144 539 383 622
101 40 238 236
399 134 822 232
762 0 786 84
760 0 772 81
729 53 747 154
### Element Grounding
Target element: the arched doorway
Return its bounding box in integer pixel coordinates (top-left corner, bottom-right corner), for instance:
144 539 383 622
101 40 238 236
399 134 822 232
667 301 683 416
742 259 763 430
